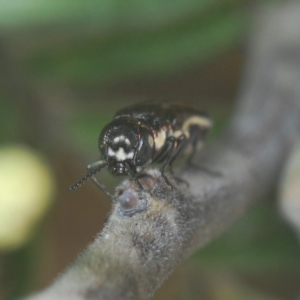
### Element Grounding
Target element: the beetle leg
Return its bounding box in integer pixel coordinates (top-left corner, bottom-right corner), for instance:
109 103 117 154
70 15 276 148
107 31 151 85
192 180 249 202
160 134 188 173
90 175 113 197
121 162 146 191
159 136 176 174
135 178 144 190
86 160 112 198
123 162 143 190
168 134 188 173
87 160 113 197
187 125 209 165
159 134 194 188
158 136 178 187
69 160 112 197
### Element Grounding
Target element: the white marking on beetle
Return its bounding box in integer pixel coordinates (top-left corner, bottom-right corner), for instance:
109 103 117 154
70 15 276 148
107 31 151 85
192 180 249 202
108 147 115 156
155 129 166 150
126 151 134 159
115 148 126 161
172 130 184 138
113 135 131 145
136 166 142 172
182 116 212 132
108 147 134 161
148 135 154 147
113 135 125 143
168 116 212 140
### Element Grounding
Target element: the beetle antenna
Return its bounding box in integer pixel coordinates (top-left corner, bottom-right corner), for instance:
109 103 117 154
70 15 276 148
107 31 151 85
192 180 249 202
69 166 102 191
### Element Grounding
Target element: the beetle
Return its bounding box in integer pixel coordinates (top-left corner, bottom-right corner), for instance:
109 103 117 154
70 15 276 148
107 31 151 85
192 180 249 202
70 102 212 196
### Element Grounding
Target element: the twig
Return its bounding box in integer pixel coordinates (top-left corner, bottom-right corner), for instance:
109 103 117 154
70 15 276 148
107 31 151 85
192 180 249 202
25 3 300 300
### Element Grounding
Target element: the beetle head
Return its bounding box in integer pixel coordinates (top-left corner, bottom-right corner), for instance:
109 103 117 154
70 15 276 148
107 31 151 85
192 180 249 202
99 119 154 175
99 119 139 175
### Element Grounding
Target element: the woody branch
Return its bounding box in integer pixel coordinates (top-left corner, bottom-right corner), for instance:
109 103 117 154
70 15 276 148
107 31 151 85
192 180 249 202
25 3 300 300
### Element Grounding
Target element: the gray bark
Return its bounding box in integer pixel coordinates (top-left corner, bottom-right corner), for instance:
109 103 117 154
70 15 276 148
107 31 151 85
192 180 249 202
25 2 300 300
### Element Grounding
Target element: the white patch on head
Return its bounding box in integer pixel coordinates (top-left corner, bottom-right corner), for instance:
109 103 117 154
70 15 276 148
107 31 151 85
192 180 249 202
108 147 115 156
113 137 120 144
126 151 134 159
107 147 134 161
113 135 131 146
113 135 125 144
155 129 166 150
115 148 126 161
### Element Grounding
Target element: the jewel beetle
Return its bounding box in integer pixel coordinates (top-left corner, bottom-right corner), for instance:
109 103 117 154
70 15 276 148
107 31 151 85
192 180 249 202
70 102 212 196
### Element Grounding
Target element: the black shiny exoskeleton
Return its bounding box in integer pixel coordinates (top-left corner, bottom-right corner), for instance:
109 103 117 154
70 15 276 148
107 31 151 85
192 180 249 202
70 102 212 196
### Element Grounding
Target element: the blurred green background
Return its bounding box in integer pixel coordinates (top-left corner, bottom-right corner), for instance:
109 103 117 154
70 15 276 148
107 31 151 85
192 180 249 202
0 0 300 299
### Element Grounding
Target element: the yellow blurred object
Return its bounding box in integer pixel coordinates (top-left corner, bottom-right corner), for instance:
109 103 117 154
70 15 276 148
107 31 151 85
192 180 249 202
279 142 300 239
0 145 55 251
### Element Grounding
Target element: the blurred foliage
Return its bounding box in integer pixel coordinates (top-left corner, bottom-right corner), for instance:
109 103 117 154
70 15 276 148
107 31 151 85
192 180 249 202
196 202 300 272
0 94 22 142
27 7 244 86
0 0 278 87
70 109 114 151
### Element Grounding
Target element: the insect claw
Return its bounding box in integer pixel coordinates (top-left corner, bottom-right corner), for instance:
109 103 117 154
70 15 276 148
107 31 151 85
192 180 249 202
135 178 144 190
91 175 113 198
160 173 174 189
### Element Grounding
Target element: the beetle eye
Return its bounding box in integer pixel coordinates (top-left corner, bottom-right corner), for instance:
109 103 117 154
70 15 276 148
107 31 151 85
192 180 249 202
135 128 154 166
